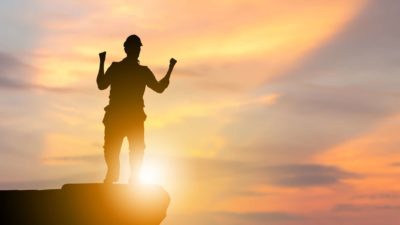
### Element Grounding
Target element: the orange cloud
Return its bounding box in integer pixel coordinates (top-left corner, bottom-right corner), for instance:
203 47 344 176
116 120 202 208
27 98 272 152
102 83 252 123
31 0 367 88
313 114 400 208
42 133 99 165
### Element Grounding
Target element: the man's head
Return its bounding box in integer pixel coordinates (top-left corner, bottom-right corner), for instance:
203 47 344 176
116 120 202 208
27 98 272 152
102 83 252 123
124 34 142 59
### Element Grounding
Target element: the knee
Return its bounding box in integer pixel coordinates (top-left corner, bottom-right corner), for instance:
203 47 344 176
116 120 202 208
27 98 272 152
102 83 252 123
103 144 112 153
104 144 121 157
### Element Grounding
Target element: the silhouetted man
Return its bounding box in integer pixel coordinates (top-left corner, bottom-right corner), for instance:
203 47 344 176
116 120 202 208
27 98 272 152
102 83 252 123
97 34 177 184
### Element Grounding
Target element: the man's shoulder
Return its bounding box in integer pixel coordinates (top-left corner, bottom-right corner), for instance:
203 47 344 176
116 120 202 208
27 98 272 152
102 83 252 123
111 61 123 66
108 60 127 71
138 64 149 69
107 61 120 69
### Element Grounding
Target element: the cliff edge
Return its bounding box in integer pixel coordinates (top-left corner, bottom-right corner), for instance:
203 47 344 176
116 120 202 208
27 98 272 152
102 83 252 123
0 183 170 225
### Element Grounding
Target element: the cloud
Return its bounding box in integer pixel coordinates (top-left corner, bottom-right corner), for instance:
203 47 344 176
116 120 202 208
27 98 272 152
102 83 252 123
165 211 302 225
177 157 358 188
0 169 102 190
217 102 371 164
262 0 400 116
333 203 400 212
315 114 400 178
390 162 400 167
263 164 359 187
0 52 78 92
0 76 80 92
214 211 303 224
26 0 366 92
214 0 400 166
352 192 400 200
0 52 33 84
271 0 400 87
42 153 103 164
157 156 360 214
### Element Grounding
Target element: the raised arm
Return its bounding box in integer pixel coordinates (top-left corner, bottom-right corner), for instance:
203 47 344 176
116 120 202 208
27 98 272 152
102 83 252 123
164 58 177 81
147 58 177 93
96 51 111 90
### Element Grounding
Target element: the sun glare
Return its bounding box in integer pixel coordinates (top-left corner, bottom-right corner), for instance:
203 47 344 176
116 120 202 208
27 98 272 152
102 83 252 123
139 163 162 184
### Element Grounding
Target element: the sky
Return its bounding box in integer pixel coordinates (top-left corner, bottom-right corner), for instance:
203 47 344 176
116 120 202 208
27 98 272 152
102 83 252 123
1 0 400 224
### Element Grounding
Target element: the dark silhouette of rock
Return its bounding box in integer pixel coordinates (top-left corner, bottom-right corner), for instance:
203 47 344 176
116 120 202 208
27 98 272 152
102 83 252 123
0 183 170 225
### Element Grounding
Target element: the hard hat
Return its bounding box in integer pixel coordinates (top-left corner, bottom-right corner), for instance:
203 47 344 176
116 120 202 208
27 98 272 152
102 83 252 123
124 34 143 48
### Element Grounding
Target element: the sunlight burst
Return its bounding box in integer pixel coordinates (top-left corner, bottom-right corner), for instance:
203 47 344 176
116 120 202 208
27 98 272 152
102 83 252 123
139 163 161 184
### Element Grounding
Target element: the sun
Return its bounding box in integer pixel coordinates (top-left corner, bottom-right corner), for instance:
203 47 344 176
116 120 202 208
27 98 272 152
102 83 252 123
139 163 162 184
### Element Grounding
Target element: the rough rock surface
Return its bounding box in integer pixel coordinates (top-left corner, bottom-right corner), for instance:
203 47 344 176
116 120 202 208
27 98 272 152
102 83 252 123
0 183 170 225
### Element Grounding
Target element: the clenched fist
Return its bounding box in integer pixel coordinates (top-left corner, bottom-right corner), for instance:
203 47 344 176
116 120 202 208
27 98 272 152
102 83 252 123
169 58 177 68
99 51 106 62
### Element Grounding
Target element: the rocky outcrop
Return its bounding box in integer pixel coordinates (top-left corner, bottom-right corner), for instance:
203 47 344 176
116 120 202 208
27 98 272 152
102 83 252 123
0 183 170 225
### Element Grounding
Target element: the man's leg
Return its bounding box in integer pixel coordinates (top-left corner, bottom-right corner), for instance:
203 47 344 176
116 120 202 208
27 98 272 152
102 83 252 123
103 123 124 183
127 121 145 184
